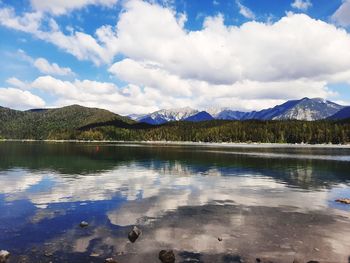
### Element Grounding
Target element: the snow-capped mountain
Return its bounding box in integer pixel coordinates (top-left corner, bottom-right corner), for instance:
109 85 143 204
128 113 146 121
138 107 199 124
328 106 350 120
131 98 346 124
215 98 344 121
272 98 344 120
184 111 214 122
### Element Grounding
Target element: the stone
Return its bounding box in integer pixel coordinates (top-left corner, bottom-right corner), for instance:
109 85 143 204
128 226 141 243
105 258 118 263
335 198 350 204
0 250 10 263
256 258 274 263
79 221 89 228
159 250 175 263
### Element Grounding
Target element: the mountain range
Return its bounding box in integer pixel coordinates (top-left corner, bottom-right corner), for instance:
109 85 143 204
1 97 350 142
130 98 347 124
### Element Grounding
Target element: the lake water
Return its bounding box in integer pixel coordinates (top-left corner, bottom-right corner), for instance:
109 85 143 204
0 142 350 263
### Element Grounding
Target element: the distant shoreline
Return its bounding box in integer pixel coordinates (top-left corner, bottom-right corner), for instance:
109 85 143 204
1 139 350 148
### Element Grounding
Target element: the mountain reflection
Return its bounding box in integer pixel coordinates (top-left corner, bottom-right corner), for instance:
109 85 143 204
0 141 350 189
0 142 350 262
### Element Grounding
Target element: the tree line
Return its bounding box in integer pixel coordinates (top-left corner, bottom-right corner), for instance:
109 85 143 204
70 120 350 144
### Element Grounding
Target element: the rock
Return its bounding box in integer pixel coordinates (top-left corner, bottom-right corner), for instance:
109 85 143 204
79 221 89 228
159 250 175 263
0 250 10 263
256 258 274 263
335 198 350 204
105 258 118 263
128 226 141 243
218 237 223 241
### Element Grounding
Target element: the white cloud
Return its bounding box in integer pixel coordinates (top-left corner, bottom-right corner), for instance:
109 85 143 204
6 77 29 90
30 0 118 15
291 0 312 11
0 87 45 109
112 3 350 85
30 75 160 115
332 0 350 27
236 0 256 19
16 49 75 76
0 8 42 33
34 58 74 76
0 8 118 65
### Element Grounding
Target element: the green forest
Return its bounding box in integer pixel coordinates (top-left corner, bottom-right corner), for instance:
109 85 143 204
1 105 350 144
74 119 350 144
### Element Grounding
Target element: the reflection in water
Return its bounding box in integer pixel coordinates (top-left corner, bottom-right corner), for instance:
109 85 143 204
0 142 350 262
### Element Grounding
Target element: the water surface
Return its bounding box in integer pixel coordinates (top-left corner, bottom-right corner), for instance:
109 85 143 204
0 141 350 263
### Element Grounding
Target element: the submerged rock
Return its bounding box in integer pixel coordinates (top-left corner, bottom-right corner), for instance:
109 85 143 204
159 250 175 263
105 258 118 263
128 226 142 243
335 198 350 204
79 221 89 228
0 250 10 263
256 258 274 263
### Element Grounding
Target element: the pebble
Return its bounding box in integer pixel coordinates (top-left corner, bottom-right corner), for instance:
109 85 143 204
159 250 175 263
256 258 274 263
105 258 118 263
79 221 89 228
128 226 142 243
335 198 350 204
0 250 10 263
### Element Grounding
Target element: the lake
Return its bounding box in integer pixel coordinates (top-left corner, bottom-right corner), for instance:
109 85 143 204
0 141 350 263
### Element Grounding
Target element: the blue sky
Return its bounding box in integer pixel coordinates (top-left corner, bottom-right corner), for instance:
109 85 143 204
0 0 350 114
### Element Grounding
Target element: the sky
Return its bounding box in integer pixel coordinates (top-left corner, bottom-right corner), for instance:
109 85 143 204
0 0 350 115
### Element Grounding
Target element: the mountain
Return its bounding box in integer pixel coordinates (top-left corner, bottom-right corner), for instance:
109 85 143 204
272 98 344 121
132 98 345 124
215 110 248 120
212 98 344 121
1 103 350 143
128 113 145 121
183 111 214 122
0 105 133 139
328 106 350 120
138 107 199 124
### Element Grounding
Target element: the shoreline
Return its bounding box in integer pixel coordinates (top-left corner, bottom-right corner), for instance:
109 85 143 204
1 139 350 148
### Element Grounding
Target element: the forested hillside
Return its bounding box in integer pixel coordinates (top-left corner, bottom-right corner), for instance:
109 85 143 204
0 105 133 139
80 119 350 144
